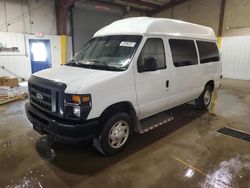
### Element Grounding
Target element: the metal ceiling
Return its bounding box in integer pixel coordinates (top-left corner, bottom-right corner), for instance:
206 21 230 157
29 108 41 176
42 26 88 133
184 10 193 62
56 0 187 35
88 0 188 15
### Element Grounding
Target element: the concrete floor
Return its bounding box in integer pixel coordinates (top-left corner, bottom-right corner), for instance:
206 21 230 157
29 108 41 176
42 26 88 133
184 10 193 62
0 79 250 188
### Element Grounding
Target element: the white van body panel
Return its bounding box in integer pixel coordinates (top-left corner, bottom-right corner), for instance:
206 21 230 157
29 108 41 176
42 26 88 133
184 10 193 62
164 36 202 108
94 17 216 41
32 17 221 121
34 66 140 119
76 68 139 119
133 36 170 119
34 66 117 94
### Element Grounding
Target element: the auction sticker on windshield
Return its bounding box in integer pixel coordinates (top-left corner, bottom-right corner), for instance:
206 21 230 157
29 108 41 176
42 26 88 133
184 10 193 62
120 41 136 47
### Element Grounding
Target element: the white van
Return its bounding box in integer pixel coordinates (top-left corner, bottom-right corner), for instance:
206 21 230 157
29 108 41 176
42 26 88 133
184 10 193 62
25 17 221 155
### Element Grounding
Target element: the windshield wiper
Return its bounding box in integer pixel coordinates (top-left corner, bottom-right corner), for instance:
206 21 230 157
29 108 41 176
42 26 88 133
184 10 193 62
72 59 79 65
105 65 125 71
66 59 79 66
81 60 124 71
88 59 107 65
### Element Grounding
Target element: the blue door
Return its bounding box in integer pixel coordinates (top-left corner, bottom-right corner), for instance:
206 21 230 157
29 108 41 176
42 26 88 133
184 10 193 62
29 39 51 73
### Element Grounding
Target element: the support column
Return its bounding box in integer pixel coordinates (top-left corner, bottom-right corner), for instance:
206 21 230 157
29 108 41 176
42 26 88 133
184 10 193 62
218 0 226 37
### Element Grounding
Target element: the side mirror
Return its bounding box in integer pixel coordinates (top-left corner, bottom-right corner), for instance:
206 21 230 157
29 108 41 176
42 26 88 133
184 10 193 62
139 57 157 72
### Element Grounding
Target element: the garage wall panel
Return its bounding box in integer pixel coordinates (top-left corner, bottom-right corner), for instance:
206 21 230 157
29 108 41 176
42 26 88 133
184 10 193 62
0 32 63 80
223 0 250 37
0 32 26 55
153 0 220 36
152 0 250 37
0 0 56 35
220 36 250 80
72 2 123 53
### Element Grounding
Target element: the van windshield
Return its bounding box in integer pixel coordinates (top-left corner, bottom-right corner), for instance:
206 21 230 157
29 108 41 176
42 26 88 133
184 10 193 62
67 35 142 71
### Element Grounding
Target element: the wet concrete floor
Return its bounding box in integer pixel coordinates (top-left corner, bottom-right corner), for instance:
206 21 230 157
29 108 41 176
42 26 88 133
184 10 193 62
0 78 250 188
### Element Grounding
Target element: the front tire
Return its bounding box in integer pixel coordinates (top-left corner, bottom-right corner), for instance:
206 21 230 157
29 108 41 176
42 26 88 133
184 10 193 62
195 85 212 110
93 112 132 155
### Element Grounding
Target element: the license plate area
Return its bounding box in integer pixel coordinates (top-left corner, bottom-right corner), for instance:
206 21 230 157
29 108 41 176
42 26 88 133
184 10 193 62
33 123 45 134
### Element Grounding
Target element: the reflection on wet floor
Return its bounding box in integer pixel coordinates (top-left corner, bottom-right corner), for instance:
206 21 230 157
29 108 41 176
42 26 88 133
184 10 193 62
36 137 57 161
202 155 250 188
0 79 250 188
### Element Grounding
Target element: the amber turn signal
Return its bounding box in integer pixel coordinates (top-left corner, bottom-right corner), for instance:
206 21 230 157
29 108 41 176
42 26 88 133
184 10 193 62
72 95 81 104
82 95 90 103
71 95 90 104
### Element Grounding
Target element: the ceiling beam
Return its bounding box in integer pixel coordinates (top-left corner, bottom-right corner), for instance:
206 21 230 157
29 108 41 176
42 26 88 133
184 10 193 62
148 0 188 16
89 0 149 14
119 0 160 9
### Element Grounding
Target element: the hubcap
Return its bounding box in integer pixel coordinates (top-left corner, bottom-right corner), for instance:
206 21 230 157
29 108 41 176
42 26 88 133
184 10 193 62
204 89 211 106
108 120 129 149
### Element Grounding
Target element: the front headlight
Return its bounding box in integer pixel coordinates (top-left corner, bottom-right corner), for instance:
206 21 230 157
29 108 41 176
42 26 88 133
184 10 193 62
65 94 92 119
67 94 91 105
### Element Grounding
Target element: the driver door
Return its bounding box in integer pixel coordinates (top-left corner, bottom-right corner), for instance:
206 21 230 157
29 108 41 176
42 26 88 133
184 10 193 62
134 37 169 119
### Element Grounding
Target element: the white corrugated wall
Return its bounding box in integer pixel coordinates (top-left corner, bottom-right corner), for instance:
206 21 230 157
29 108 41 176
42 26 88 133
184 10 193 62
0 32 67 80
220 36 250 80
0 32 30 79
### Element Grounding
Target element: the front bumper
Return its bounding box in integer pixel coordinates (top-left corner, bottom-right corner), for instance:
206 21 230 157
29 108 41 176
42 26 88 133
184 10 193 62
25 103 100 143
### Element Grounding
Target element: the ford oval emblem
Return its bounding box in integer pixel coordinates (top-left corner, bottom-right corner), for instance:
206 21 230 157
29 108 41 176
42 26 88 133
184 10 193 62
36 93 43 100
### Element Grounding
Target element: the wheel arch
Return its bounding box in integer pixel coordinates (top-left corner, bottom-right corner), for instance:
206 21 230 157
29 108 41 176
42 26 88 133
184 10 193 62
205 80 215 91
99 101 140 131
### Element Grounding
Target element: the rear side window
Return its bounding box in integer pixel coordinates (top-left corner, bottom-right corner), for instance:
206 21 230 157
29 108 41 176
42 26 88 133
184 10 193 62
169 39 198 67
197 41 220 63
137 38 166 70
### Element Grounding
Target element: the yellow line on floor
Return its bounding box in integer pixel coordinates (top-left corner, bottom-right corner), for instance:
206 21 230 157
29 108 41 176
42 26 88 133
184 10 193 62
173 157 231 187
210 91 218 114
174 157 207 176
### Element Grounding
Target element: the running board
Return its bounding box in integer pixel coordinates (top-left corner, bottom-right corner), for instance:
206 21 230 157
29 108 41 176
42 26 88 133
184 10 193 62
139 112 174 134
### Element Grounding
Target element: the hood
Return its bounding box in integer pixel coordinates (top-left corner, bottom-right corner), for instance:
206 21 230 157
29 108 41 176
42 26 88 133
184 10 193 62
34 66 115 84
33 66 117 93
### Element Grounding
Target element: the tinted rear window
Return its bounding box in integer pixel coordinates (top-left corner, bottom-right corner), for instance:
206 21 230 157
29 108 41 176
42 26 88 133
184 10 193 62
197 41 220 64
169 39 198 67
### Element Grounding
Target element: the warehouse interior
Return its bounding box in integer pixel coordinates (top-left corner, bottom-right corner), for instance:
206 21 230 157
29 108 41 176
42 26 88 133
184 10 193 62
0 0 250 187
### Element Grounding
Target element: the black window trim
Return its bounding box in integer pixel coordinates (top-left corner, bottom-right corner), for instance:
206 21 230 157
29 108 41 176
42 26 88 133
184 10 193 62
168 38 199 68
137 37 167 73
195 40 220 64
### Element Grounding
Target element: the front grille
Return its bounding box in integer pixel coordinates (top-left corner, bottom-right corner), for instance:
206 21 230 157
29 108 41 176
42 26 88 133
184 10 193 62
31 84 51 95
28 76 67 118
31 95 52 111
30 83 56 113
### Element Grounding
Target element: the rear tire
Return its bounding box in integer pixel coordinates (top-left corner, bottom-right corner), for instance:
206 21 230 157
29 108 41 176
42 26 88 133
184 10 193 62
93 112 132 155
195 85 212 110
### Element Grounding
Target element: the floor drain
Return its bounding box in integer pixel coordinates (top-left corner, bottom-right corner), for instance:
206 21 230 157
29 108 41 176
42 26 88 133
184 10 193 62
217 127 250 142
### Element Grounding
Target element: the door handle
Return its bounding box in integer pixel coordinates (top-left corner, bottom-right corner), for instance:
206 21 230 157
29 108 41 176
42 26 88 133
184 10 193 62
166 80 169 88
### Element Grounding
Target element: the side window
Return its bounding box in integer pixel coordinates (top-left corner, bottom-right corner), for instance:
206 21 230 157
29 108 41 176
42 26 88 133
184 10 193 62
137 38 166 72
169 39 198 67
197 41 220 63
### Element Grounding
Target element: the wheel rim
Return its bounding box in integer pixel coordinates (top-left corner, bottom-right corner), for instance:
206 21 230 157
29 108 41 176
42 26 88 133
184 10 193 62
108 120 129 149
204 89 211 106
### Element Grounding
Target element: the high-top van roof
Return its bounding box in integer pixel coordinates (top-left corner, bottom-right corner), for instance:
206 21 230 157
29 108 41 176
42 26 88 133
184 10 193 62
94 17 216 41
